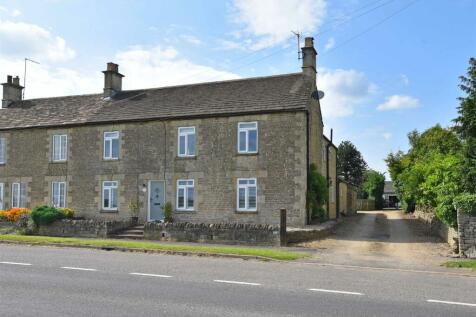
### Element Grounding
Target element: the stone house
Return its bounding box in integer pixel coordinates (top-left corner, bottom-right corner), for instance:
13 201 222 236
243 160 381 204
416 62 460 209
321 134 338 219
0 37 327 227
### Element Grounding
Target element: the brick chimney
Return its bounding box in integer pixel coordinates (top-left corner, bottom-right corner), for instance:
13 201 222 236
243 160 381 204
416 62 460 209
1 75 23 108
102 62 124 98
301 37 317 83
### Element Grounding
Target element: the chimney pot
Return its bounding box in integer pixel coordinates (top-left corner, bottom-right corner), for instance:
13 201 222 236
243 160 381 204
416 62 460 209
304 37 314 48
7 75 12 84
301 36 317 84
12 76 20 86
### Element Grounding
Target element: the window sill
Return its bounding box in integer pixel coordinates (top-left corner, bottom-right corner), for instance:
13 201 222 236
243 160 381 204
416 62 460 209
175 209 196 213
237 152 259 156
175 155 197 160
100 209 118 213
103 158 120 162
235 210 258 214
50 161 67 164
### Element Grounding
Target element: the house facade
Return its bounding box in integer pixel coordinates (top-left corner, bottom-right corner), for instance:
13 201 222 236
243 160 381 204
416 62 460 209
0 38 326 227
321 135 338 219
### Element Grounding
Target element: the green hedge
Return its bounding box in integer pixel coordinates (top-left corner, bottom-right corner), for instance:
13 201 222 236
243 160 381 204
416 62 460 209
453 193 476 216
31 206 65 226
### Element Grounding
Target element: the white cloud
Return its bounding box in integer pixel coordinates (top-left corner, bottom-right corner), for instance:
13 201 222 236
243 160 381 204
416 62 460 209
377 95 420 111
382 132 392 140
115 45 240 89
230 0 326 50
318 68 376 118
1 45 240 101
324 37 335 51
180 34 202 46
11 9 21 17
0 19 75 62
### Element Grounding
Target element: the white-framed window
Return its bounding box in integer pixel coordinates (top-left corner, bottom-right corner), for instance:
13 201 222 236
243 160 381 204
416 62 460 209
238 122 258 153
11 183 26 208
0 183 4 210
176 179 194 211
178 127 196 157
102 181 118 210
52 181 66 208
237 178 257 212
103 131 119 160
0 137 6 164
52 134 68 162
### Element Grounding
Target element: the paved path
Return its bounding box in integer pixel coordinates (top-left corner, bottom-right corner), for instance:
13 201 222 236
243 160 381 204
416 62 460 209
1 243 475 316
298 210 455 270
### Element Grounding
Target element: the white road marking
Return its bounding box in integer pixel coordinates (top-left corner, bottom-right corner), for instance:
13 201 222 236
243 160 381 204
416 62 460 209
214 279 261 286
129 273 172 278
0 261 32 266
309 288 364 296
61 266 97 271
427 299 476 307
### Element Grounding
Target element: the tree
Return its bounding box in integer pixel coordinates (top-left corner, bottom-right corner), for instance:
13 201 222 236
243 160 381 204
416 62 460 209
453 57 476 194
362 170 386 209
337 141 367 186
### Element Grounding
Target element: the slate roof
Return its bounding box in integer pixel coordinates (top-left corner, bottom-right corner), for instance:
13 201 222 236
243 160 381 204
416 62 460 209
0 73 311 130
384 181 395 194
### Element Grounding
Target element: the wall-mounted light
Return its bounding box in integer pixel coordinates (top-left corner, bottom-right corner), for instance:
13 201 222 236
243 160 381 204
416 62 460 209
141 184 147 193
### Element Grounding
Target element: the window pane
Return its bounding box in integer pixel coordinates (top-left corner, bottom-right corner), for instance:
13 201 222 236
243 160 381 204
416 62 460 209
103 188 110 208
179 135 186 155
187 133 195 155
179 127 194 134
104 139 111 158
248 179 256 185
12 184 19 208
19 183 26 208
0 138 5 163
238 180 247 185
178 188 185 208
239 123 256 129
187 187 194 209
111 187 117 208
105 132 118 138
61 136 67 160
111 139 119 158
239 131 247 151
248 186 257 209
248 130 257 152
238 188 246 209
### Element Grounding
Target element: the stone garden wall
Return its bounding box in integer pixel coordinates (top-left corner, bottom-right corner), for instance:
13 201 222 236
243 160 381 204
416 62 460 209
35 219 132 238
144 222 280 246
413 206 459 251
457 212 476 258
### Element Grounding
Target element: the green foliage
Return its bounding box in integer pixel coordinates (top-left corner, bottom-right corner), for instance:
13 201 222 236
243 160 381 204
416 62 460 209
163 202 173 222
58 208 75 218
453 57 476 194
453 193 476 215
337 141 368 186
31 205 65 226
362 170 385 209
307 164 328 221
128 199 141 217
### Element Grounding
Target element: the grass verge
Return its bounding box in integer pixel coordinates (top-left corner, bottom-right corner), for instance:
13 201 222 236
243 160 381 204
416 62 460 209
444 260 476 271
0 234 308 261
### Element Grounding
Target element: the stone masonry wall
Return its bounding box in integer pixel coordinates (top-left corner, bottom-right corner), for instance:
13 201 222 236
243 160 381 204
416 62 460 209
457 212 476 258
413 206 459 251
35 219 132 238
144 221 280 246
0 111 309 227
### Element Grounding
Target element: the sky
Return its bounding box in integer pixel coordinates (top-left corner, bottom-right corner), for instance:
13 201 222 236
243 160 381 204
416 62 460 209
0 0 475 175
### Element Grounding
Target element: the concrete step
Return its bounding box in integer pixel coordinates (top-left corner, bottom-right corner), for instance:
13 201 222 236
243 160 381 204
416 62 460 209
114 234 144 240
122 229 144 234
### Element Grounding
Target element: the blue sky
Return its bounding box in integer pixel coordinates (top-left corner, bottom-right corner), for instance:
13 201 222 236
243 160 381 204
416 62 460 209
1 0 475 175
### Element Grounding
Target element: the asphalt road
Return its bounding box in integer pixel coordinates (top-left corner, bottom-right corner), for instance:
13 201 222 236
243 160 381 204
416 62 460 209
0 244 475 317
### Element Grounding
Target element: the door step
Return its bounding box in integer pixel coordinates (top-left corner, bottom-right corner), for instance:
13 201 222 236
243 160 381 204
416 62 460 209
113 224 145 240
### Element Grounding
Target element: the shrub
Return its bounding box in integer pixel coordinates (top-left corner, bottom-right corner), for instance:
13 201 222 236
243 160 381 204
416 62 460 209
453 193 476 216
59 208 75 218
6 208 31 222
0 210 8 221
307 163 328 221
31 206 65 226
163 202 173 223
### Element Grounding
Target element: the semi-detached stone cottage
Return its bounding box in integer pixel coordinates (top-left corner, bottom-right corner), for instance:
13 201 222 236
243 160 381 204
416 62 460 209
0 37 337 227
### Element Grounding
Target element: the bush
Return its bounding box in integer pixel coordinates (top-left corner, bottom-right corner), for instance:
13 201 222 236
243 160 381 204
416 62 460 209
31 206 65 226
0 208 31 222
307 163 328 221
59 208 75 218
163 202 173 223
454 193 476 216
0 210 7 221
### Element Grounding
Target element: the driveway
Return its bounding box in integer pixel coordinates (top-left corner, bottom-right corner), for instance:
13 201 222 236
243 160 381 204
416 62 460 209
297 210 455 270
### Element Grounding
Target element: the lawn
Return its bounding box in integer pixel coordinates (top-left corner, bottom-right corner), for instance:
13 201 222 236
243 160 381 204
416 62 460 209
0 234 308 261
444 260 476 271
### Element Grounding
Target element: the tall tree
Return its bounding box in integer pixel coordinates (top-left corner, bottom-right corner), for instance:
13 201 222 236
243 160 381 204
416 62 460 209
362 170 386 209
337 141 367 186
453 57 476 193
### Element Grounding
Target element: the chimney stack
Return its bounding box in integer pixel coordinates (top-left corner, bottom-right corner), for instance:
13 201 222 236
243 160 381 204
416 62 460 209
102 62 124 98
301 37 317 84
1 75 23 108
